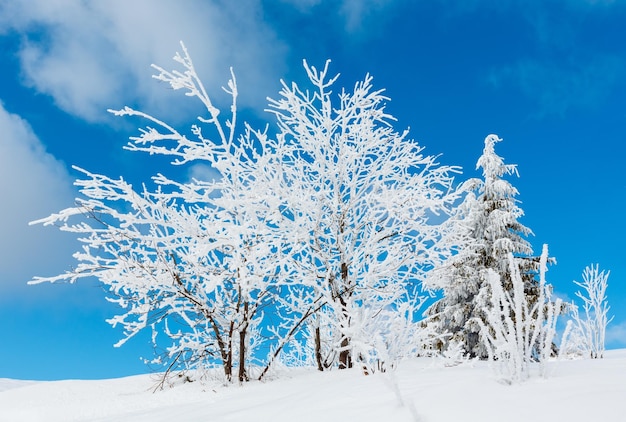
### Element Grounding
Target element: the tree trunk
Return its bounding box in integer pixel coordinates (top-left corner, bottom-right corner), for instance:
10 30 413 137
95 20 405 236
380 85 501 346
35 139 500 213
315 326 324 371
225 320 234 381
238 301 249 382
338 336 352 369
338 261 352 369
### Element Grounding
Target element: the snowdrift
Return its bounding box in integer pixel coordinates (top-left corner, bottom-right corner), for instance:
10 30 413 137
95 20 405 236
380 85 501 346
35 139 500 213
1 350 625 422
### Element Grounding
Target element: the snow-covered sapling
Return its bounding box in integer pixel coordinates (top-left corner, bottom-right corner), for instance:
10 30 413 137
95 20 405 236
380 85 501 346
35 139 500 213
570 264 613 359
477 245 561 383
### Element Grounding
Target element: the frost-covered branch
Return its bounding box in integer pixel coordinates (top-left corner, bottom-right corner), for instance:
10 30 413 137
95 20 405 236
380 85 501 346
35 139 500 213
108 41 248 173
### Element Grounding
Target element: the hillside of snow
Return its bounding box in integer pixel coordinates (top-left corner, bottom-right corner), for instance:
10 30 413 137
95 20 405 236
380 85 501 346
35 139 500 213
1 350 625 422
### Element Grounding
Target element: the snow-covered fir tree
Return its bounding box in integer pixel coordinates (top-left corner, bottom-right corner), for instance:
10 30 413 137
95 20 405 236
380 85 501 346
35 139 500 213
425 134 542 358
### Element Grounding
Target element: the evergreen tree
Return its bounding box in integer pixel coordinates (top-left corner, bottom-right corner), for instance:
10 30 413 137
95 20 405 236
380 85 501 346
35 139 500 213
425 134 541 358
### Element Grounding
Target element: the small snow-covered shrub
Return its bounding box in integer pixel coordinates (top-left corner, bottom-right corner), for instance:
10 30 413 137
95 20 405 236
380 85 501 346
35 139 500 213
558 316 588 359
478 245 562 383
566 265 613 359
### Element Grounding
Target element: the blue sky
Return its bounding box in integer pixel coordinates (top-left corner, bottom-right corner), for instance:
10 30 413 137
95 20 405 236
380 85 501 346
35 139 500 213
1 0 625 380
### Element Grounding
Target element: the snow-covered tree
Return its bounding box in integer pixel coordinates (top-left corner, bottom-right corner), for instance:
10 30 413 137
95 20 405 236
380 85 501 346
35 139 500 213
425 134 542 359
478 244 561 383
568 264 613 358
30 46 461 381
30 44 288 383
262 61 461 372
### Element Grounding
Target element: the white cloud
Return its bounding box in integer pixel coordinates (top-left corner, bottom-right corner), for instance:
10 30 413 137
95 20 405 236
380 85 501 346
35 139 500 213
0 103 77 296
188 163 222 184
0 0 287 122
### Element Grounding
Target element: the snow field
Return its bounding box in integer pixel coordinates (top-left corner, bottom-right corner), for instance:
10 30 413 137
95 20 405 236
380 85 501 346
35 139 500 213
1 350 625 422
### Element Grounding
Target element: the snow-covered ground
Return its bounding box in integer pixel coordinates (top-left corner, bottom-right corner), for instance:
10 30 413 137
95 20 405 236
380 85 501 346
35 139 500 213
1 350 625 422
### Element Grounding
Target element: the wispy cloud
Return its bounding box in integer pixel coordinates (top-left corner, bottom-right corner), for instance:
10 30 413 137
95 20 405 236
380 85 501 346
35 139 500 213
489 55 625 117
278 0 399 33
0 103 77 296
337 0 397 32
432 0 626 117
0 0 288 122
437 0 620 14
